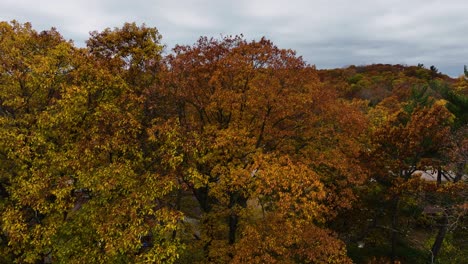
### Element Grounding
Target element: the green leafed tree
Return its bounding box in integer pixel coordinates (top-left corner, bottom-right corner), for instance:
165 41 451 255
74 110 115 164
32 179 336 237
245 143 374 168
0 21 182 263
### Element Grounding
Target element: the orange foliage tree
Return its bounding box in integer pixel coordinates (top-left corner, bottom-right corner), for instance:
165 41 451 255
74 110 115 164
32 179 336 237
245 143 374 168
150 35 368 262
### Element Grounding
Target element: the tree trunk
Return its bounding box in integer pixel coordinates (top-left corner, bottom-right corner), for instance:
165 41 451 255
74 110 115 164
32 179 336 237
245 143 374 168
430 213 448 263
454 162 465 182
390 196 399 263
172 188 183 240
228 214 238 245
228 193 247 245
193 186 212 213
437 166 442 186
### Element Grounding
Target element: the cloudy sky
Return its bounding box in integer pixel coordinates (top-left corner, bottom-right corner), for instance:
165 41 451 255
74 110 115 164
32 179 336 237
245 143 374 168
1 0 467 76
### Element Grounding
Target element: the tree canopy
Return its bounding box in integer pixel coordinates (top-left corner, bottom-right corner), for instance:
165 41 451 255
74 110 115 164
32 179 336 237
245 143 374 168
0 21 466 264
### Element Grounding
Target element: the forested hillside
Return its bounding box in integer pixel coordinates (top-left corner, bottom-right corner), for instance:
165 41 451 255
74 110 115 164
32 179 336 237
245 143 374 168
0 21 466 264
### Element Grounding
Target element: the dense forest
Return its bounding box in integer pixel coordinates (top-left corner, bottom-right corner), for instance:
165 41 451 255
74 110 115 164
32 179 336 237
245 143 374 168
0 21 466 263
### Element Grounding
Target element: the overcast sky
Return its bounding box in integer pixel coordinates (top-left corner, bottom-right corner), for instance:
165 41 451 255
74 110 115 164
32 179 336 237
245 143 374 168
1 0 467 76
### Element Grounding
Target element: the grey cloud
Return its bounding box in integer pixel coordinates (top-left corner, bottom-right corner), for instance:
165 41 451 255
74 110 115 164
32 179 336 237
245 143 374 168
0 0 466 76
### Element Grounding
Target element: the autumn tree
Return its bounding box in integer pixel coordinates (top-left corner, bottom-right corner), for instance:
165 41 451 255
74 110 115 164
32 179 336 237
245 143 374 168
231 154 352 263
151 35 369 262
0 21 182 263
87 22 162 87
361 97 456 262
